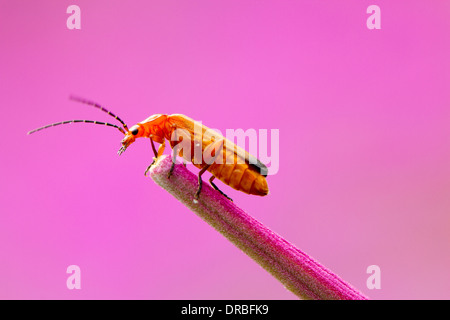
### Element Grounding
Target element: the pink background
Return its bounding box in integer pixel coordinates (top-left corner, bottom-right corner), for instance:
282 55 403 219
1 1 449 299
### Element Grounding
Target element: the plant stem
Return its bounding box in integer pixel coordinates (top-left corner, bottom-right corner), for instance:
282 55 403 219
149 155 368 300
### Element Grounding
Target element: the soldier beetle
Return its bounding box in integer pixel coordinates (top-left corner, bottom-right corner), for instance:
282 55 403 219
28 96 269 200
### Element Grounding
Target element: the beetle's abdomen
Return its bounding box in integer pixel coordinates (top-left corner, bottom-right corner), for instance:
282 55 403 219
210 162 269 196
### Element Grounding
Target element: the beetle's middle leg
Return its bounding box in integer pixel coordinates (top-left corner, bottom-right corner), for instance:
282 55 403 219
194 139 224 200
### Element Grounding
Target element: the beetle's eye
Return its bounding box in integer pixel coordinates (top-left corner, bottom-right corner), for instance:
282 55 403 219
131 128 139 135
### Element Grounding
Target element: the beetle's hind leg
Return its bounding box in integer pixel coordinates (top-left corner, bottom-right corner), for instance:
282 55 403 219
209 176 233 201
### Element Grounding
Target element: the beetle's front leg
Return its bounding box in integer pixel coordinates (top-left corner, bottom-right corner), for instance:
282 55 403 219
144 139 165 176
168 127 178 179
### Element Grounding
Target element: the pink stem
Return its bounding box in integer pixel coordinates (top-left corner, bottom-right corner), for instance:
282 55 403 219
149 155 368 300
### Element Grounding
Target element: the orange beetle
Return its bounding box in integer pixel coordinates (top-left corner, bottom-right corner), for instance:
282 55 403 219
28 96 269 200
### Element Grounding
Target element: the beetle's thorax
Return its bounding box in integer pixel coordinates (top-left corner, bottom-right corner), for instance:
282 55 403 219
138 114 169 141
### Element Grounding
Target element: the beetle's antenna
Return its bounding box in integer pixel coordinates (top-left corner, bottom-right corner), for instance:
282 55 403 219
27 120 126 135
69 95 129 132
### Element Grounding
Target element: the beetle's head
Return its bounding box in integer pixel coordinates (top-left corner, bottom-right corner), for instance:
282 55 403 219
118 124 144 155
